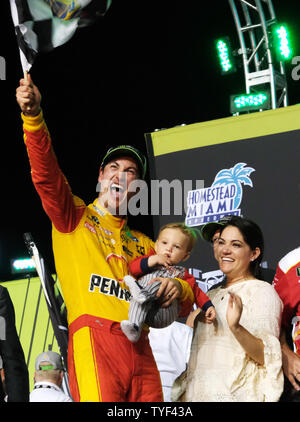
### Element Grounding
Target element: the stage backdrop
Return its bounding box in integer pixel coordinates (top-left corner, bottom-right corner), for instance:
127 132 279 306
145 104 300 293
0 277 60 391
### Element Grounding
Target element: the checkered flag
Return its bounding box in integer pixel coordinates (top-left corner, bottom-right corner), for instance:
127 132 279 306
9 0 112 73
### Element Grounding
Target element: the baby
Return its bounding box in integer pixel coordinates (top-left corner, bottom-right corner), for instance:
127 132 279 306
121 222 216 342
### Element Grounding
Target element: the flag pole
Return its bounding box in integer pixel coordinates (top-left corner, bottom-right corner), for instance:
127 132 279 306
23 71 32 113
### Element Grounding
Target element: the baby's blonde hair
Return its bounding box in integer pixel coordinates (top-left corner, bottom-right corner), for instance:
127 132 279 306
158 222 197 252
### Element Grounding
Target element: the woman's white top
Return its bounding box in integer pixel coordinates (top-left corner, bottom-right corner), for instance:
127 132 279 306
175 280 284 402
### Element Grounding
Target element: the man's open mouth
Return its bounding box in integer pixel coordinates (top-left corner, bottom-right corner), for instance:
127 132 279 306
110 183 125 196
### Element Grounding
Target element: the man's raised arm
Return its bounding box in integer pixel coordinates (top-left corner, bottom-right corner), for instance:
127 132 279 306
16 75 84 233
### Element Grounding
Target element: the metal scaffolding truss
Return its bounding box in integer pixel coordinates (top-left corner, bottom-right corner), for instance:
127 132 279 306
228 0 288 110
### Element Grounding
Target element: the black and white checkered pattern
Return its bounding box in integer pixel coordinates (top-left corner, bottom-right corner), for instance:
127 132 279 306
9 0 112 72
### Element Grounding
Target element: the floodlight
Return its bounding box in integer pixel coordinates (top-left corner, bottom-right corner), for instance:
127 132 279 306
11 258 36 274
272 23 292 61
230 92 270 113
216 37 236 74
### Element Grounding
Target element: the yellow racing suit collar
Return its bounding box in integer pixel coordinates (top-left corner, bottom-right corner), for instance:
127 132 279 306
92 199 127 229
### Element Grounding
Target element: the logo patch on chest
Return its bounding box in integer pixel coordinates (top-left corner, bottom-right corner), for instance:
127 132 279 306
84 222 97 234
89 274 131 302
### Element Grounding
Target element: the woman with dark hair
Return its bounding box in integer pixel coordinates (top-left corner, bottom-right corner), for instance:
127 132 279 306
172 216 284 402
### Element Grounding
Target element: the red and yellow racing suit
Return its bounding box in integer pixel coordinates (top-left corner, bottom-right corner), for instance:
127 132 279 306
272 248 300 356
22 111 195 402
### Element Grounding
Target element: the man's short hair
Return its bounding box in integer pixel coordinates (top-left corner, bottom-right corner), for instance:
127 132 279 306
100 145 147 179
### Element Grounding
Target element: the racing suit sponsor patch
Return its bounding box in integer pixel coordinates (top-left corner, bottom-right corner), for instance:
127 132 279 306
84 221 97 233
89 274 131 302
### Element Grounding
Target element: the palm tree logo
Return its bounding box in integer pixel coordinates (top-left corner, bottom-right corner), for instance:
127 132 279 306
211 163 255 210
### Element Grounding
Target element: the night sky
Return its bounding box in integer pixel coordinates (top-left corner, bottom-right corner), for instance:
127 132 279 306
1 0 300 281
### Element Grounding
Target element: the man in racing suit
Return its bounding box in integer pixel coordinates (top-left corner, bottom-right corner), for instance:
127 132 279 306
16 75 195 402
272 248 300 400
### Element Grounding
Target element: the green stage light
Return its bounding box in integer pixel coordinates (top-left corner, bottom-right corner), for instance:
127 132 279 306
230 92 270 113
216 37 236 74
11 258 36 274
272 24 292 61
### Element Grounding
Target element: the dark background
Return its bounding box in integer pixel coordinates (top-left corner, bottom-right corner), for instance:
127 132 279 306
0 0 300 281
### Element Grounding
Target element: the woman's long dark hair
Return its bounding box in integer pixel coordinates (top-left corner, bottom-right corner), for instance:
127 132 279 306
218 216 264 277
